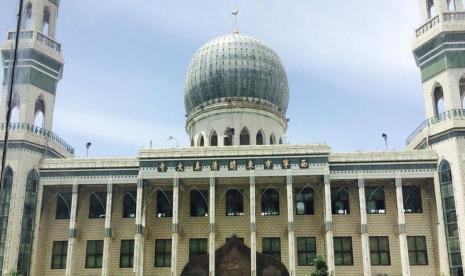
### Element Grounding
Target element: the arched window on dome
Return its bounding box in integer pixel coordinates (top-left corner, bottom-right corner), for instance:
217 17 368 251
460 76 465 109
224 127 234 146
256 130 264 145
210 131 218 146
240 127 250 145
433 85 445 116
34 96 45 128
270 133 276 145
198 135 205 147
22 2 32 29
42 7 51 36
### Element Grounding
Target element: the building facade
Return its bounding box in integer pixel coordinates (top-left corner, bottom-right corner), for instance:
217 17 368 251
0 0 464 275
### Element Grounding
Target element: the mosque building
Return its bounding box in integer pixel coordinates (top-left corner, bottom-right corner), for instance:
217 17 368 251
0 0 464 275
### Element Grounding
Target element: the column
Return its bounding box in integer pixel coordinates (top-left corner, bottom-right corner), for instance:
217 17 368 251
208 174 216 276
171 176 180 276
65 181 79 276
101 178 113 276
286 171 296 275
395 176 411 276
433 172 450 275
323 174 335 274
133 177 144 276
249 171 257 276
357 178 371 276
29 183 44 276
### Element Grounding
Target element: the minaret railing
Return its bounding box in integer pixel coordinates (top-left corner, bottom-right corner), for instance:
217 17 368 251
416 12 465 38
6 30 61 52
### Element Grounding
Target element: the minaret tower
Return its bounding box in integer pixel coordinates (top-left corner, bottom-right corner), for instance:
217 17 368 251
407 0 465 275
0 0 72 275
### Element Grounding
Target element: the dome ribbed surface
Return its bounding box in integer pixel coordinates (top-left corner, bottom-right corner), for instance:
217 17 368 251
184 33 289 115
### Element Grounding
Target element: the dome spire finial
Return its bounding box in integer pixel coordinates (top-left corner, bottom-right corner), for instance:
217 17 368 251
232 9 240 34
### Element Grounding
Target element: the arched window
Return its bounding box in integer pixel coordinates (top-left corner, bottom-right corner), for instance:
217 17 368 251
239 127 250 145
210 131 218 146
122 191 136 218
34 97 45 128
427 0 436 18
226 189 244 216
198 135 205 147
365 186 386 214
279 137 283 144
331 187 350 214
256 130 264 145
22 2 32 29
17 170 39 275
448 0 457 11
224 127 234 146
42 7 51 36
0 167 13 273
261 188 279 216
460 76 465 109
270 133 276 145
439 160 464 273
433 85 445 116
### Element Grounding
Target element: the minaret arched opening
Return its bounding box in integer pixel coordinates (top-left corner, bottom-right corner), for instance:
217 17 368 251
210 130 218 146
198 135 205 147
448 0 457 11
427 0 436 18
270 133 276 145
42 7 51 36
10 93 20 123
22 2 32 29
433 85 445 116
224 127 234 146
256 130 264 145
240 127 250 145
34 96 45 128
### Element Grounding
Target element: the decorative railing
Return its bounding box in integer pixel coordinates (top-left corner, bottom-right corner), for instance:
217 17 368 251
6 30 61 52
415 12 465 38
406 109 465 145
0 123 74 154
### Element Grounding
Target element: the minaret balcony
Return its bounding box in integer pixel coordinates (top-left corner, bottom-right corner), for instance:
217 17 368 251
406 109 465 150
2 30 63 62
0 123 74 157
414 12 465 48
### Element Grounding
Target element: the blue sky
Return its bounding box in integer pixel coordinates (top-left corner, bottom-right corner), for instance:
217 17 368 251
0 1 425 157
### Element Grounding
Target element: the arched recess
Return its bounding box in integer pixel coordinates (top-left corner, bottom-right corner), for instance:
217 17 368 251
210 130 218 146
460 76 465 109
22 2 32 29
224 127 234 146
427 0 436 18
438 160 464 275
256 130 264 145
42 7 51 36
239 127 250 145
191 138 194 147
270 133 276 145
198 135 205 147
433 84 445 116
449 0 457 11
10 93 20 123
34 96 45 128
0 167 13 274
17 170 39 275
279 137 283 144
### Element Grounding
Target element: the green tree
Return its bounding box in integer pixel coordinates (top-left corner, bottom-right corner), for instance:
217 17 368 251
310 255 328 276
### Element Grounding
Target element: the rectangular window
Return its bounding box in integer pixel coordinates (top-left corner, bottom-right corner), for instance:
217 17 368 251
120 239 134 268
297 237 316 266
295 188 314 215
51 241 67 269
369 236 391 266
331 187 350 215
155 239 171 267
403 186 422 213
55 192 71 219
333 237 353 266
89 192 106 219
122 191 136 218
408 236 428 265
85 240 104 268
366 186 386 214
157 191 173 218
262 237 281 260
189 238 207 260
190 190 208 217
226 189 244 216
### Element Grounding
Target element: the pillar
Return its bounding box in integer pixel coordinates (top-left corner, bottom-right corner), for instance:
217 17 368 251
323 173 335 274
395 176 411 276
65 182 78 276
286 171 296 275
249 171 257 276
357 177 371 276
433 172 451 275
101 178 113 276
133 177 144 276
171 176 180 276
208 174 216 276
